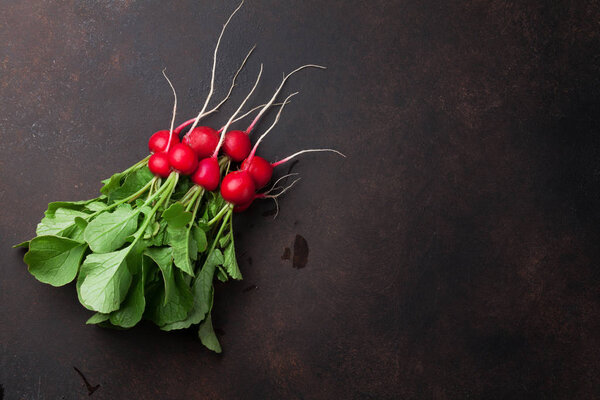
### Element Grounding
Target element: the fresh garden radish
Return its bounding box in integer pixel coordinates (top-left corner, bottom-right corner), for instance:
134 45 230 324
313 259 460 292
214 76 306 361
148 152 171 178
191 157 221 191
148 130 179 153
176 44 256 159
240 92 296 174
168 143 198 175
220 170 256 205
190 65 263 192
182 126 220 158
222 130 251 161
233 174 301 214
242 149 345 189
240 156 273 189
176 64 324 162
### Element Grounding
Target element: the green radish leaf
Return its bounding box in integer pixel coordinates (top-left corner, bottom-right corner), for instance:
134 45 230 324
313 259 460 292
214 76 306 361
171 176 193 200
45 198 98 217
86 313 110 325
144 247 173 271
162 203 193 228
107 167 153 203
64 217 88 242
196 220 210 232
145 220 167 247
208 194 226 219
216 266 228 282
143 221 160 239
160 249 223 331
13 240 30 249
198 313 221 353
84 204 139 253
223 241 242 280
77 246 133 313
85 201 108 212
36 208 89 237
24 235 87 286
166 224 196 276
219 234 231 248
193 225 207 253
145 265 193 327
100 172 126 196
109 272 145 328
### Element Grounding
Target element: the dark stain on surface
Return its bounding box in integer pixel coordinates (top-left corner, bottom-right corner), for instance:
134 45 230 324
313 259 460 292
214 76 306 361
292 235 308 269
281 247 291 260
243 284 257 293
73 367 100 396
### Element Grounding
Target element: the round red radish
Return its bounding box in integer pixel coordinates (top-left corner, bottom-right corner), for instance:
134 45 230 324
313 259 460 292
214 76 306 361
222 130 251 162
168 143 198 175
183 126 219 159
233 200 253 213
191 157 221 191
148 152 171 178
241 156 273 189
148 130 179 153
220 170 256 205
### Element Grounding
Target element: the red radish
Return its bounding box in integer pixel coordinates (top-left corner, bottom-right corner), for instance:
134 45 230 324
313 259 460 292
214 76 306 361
183 126 219 158
242 149 345 189
232 173 301 214
168 143 198 175
222 130 251 161
233 200 252 213
148 130 179 153
241 156 273 189
191 157 221 191
220 171 255 205
148 152 171 178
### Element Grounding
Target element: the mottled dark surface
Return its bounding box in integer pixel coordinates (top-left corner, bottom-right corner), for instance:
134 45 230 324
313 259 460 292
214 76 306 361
1 0 600 399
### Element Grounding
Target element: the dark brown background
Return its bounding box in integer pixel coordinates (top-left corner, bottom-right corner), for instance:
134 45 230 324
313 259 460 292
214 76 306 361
1 1 600 399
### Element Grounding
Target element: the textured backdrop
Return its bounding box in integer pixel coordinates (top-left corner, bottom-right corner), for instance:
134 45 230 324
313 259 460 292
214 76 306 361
1 1 600 399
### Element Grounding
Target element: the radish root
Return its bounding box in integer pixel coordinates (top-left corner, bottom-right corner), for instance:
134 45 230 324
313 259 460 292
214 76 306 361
246 92 298 163
245 64 326 134
202 44 256 119
261 176 302 219
186 0 245 137
162 68 178 151
271 148 346 167
262 173 299 195
212 64 264 158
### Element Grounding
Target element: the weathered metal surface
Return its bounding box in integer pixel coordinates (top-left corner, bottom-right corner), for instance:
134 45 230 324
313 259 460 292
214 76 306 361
1 0 600 398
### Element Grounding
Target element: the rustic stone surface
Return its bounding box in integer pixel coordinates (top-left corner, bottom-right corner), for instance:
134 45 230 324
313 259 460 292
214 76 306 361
1 1 600 398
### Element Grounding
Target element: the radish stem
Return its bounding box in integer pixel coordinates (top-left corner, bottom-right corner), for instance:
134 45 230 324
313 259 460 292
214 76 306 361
201 45 256 119
162 69 178 152
271 149 346 167
245 64 326 134
212 64 264 158
186 1 244 137
245 92 297 164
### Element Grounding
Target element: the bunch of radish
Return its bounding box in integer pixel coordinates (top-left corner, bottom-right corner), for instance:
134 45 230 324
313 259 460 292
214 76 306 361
15 1 342 353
